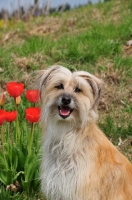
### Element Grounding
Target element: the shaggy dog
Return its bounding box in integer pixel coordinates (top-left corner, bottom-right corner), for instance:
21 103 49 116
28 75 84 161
37 65 132 200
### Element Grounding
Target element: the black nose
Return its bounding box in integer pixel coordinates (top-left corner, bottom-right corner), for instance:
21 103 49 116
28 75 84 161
62 95 71 105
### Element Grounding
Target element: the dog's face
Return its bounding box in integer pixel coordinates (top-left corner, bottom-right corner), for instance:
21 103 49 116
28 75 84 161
37 65 102 127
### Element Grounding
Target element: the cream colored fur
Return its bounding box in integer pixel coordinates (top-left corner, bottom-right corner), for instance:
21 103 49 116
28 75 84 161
38 65 132 200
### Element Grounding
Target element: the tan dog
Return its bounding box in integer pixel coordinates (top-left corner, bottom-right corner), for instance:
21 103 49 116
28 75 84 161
38 65 132 200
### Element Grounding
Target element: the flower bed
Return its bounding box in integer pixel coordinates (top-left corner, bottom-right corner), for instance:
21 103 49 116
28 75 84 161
0 82 41 193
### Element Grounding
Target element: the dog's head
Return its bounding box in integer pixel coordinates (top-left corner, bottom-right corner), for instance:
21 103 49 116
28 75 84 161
37 65 102 127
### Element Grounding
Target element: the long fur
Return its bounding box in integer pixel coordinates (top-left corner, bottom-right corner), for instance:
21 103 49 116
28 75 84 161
38 65 132 200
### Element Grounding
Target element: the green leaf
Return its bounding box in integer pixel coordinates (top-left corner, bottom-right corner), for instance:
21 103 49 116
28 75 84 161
0 169 15 185
24 155 39 182
14 171 24 180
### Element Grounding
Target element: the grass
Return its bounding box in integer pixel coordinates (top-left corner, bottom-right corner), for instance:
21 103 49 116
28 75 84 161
0 0 132 199
0 187 44 200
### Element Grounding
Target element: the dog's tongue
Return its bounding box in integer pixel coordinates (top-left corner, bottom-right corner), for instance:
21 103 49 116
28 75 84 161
60 107 71 116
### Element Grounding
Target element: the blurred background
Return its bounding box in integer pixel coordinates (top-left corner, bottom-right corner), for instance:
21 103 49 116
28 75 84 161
0 0 104 20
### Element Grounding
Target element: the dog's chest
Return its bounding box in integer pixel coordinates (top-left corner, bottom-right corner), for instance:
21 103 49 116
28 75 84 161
41 135 91 200
44 137 80 177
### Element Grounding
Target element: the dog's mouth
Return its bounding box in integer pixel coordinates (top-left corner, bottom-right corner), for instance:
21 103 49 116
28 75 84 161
58 106 73 119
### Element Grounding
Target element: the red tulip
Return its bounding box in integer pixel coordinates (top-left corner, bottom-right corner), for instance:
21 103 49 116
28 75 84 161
26 90 40 103
0 109 5 125
5 111 17 122
25 107 40 123
6 82 24 98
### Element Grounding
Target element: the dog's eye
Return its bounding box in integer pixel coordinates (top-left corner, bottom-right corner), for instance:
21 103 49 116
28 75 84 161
55 83 64 90
74 87 82 93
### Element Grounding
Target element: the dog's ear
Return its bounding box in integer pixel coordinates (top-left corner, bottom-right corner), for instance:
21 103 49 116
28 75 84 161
35 65 60 92
85 75 102 108
76 71 103 108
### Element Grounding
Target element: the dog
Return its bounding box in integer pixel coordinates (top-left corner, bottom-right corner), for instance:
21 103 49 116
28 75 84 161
37 65 132 200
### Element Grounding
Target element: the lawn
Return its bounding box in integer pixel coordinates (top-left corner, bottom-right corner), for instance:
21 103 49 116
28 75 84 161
0 0 132 199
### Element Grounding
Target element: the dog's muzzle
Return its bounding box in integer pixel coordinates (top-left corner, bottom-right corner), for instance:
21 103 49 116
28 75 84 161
57 94 74 119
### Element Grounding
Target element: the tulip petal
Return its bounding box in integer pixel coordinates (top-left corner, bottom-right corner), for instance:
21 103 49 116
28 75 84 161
25 107 40 123
26 90 40 103
6 82 24 98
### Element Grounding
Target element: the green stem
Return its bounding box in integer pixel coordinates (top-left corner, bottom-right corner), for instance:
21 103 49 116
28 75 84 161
1 125 8 169
9 122 12 168
28 123 35 156
1 125 5 153
10 122 13 146
15 101 20 141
